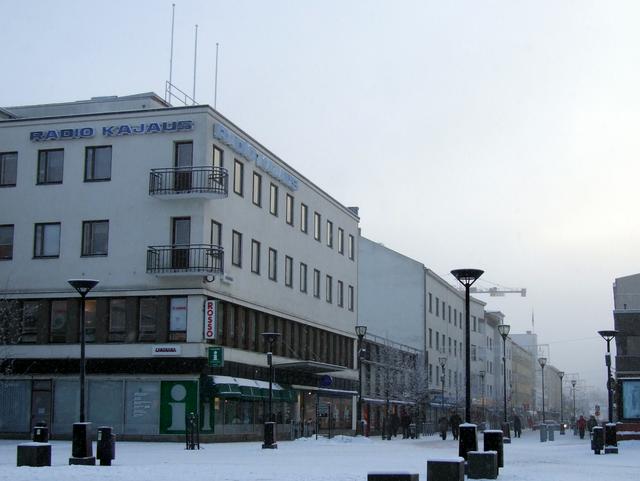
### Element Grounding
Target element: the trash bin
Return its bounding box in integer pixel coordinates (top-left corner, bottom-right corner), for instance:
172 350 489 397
96 426 115 466
409 423 417 439
539 423 547 442
591 426 604 454
32 424 49 443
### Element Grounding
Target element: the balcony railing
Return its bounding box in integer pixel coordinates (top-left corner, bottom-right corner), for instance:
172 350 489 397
149 166 228 199
146 244 224 275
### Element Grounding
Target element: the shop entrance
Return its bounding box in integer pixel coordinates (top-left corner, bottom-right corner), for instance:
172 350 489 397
30 380 52 430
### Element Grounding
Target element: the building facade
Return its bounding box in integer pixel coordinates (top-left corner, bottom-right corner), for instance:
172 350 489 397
0 93 361 440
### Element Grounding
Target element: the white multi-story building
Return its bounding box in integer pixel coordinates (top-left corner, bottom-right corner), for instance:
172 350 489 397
0 93 360 440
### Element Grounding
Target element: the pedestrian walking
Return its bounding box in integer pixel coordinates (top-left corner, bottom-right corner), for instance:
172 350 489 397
438 416 448 440
449 411 462 440
513 414 522 438
577 415 587 439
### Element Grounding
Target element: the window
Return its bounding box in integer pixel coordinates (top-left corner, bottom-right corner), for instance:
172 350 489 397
269 183 278 216
348 285 354 311
37 149 64 184
268 248 277 281
326 275 333 303
337 280 344 307
211 220 222 246
300 203 308 233
436 298 439 316
286 194 294 226
233 160 244 196
448 306 451 323
251 240 261 274
428 328 433 348
472 316 477 332
50 300 69 343
85 299 97 342
139 298 157 341
326 220 333 248
285 255 293 287
85 146 112 181
471 344 477 361
454 308 457 326
429 293 433 313
442 301 445 320
169 297 187 341
313 269 321 298
338 228 344 254
436 332 439 351
348 234 355 260
213 145 224 168
300 262 308 292
232 230 242 267
252 172 262 206
109 299 126 333
81 220 108 256
21 300 39 343
0 152 17 187
313 212 321 241
0 225 14 260
34 222 61 258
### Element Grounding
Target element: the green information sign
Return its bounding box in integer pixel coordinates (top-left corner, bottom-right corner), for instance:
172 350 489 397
208 346 224 367
159 380 198 434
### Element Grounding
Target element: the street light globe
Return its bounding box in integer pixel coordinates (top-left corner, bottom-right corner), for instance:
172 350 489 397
597 330 618 342
497 324 510 339
558 371 565 379
538 357 547 368
438 356 447 368
355 325 367 338
571 380 577 387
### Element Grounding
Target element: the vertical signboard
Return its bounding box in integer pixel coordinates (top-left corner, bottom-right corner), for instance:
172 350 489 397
208 347 224 367
204 300 217 340
159 381 198 434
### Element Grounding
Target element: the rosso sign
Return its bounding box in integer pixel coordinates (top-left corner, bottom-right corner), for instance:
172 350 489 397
204 300 216 340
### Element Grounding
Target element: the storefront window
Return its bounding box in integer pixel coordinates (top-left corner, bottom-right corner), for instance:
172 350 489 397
0 380 30 432
89 380 124 433
52 380 79 435
124 381 160 435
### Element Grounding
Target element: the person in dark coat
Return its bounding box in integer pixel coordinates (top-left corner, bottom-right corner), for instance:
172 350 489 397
577 415 587 439
438 416 448 440
513 414 522 438
401 411 412 439
449 412 462 440
391 412 400 437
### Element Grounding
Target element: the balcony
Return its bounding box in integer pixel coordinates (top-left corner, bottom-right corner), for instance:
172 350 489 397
146 244 224 276
149 166 228 199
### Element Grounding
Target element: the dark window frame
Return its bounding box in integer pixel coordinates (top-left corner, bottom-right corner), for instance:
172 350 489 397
268 248 278 281
232 230 242 267
269 183 279 216
37 149 64 185
313 212 321 242
84 145 112 182
251 239 261 274
285 255 293 287
33 222 61 258
81 220 109 257
300 203 308 233
233 159 244 196
300 262 308 293
252 172 262 207
0 224 14 260
286 194 294 226
313 269 321 298
0 151 17 187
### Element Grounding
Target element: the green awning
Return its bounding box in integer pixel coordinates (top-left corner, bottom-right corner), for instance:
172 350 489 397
239 386 268 400
273 389 296 403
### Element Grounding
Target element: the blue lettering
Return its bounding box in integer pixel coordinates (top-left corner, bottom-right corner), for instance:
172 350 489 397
60 129 74 138
30 131 44 141
103 126 115 136
162 121 177 132
45 130 59 140
176 120 193 131
132 123 145 134
80 127 94 138
146 123 161 134
117 125 132 136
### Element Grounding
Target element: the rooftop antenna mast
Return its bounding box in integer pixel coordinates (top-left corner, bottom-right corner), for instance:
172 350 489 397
167 3 176 103
214 42 219 109
192 24 198 105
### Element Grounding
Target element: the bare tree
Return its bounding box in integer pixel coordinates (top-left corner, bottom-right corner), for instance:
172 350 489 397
0 298 25 374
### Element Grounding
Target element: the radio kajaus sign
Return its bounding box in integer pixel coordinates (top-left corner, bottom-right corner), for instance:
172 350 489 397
30 120 193 141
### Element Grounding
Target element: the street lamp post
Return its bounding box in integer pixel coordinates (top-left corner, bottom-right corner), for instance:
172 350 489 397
497 324 511 442
439 356 447 416
261 331 280 449
558 371 565 434
451 268 484 459
571 380 577 435
355 325 367 436
597 329 618 453
538 357 547 443
479 370 485 429
67 278 99 465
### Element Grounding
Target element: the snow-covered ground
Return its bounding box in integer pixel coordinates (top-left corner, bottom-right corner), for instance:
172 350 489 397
1 430 639 481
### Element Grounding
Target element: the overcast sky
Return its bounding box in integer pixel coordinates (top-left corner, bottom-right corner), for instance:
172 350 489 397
3 0 638 390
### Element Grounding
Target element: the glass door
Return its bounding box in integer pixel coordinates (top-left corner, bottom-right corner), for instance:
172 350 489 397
171 217 191 269
174 142 193 192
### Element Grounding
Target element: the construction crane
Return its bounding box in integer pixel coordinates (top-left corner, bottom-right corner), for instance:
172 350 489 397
469 286 527 297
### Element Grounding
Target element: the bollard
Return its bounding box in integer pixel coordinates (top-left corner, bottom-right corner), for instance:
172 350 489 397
262 421 277 449
32 425 49 443
458 424 478 460
368 473 419 481
591 426 604 454
427 458 465 481
69 422 96 465
604 423 618 454
548 425 555 441
483 430 504 469
96 426 116 466
501 422 512 444
539 423 547 442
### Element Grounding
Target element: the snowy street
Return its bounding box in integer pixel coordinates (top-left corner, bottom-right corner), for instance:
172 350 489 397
1 431 639 481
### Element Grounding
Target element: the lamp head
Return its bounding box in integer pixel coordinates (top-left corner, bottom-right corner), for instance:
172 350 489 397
261 332 280 346
450 269 484 287
538 357 547 368
68 279 99 296
558 371 564 379
355 325 367 338
438 356 447 368
571 380 577 387
597 330 618 342
479 370 486 378
497 324 511 339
